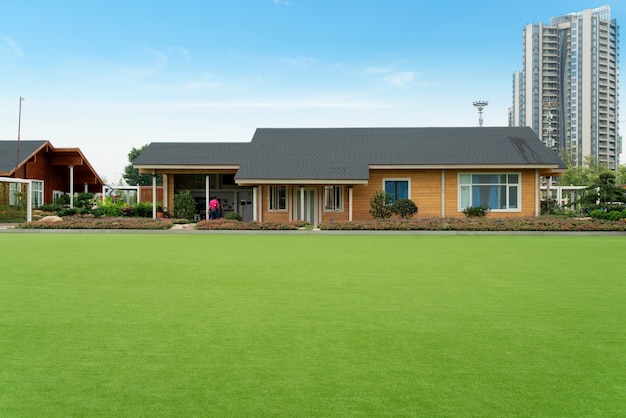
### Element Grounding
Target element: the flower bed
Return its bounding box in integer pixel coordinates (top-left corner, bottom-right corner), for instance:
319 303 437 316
196 219 307 230
318 217 626 232
18 217 173 230
14 216 626 232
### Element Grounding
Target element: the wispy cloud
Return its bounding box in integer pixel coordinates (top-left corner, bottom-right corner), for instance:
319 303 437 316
282 55 316 67
382 71 419 88
274 0 291 5
363 66 421 88
0 35 23 60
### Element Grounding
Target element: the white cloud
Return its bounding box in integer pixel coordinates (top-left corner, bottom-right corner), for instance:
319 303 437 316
274 0 291 5
0 35 23 60
382 71 419 88
282 55 316 67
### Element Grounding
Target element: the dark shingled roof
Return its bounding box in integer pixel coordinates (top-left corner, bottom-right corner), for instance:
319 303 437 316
236 127 566 180
0 140 47 174
133 127 566 181
133 142 251 166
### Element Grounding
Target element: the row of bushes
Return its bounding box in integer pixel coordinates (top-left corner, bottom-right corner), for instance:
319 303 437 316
18 217 172 230
17 216 626 231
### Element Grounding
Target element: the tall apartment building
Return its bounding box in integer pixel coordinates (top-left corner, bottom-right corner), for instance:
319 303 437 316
511 5 620 169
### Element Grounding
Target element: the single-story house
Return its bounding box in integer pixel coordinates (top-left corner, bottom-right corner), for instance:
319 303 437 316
0 140 104 207
133 127 566 222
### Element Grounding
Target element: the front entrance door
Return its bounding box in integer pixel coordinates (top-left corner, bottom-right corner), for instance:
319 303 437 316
294 187 316 224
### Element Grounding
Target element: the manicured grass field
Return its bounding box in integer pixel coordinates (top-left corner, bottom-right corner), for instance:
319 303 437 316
1 234 625 416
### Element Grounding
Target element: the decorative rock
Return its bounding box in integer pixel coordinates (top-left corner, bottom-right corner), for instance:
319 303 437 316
38 216 64 223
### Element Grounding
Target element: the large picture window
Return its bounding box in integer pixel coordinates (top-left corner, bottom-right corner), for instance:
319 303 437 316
459 173 520 211
324 186 343 211
384 179 409 202
269 186 287 211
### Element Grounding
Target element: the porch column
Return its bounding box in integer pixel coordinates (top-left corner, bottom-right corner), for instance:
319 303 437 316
26 180 32 222
205 174 210 220
349 186 353 221
534 169 539 217
152 171 157 218
300 186 305 221
253 186 258 222
69 165 74 208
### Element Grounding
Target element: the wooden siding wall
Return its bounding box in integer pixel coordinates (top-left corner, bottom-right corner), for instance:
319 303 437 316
258 169 541 223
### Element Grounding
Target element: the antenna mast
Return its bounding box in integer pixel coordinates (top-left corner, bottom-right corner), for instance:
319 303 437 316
473 100 488 127
15 97 25 177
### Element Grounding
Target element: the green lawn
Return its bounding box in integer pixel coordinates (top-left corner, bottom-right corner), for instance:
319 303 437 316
1 234 625 416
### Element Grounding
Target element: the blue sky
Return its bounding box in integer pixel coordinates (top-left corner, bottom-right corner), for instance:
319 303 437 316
1 0 624 182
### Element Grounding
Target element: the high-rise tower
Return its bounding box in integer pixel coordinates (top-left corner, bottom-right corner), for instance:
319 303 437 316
511 5 620 169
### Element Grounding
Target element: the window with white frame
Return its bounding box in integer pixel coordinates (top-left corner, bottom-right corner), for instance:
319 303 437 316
459 173 520 211
9 182 19 206
383 179 409 202
324 186 343 211
31 180 43 207
269 186 287 211
53 190 64 204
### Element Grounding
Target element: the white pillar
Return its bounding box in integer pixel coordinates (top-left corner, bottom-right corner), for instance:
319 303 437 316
69 165 74 208
205 174 210 220
300 186 305 221
84 183 88 193
349 186 353 221
152 171 157 218
535 170 539 217
26 180 32 222
253 187 258 222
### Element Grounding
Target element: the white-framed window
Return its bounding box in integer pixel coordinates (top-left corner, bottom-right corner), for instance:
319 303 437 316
383 178 410 202
53 190 65 204
9 182 20 206
269 186 287 211
32 180 44 207
323 186 343 211
459 173 520 211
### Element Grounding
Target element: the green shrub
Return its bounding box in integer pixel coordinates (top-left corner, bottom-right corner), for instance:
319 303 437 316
391 198 418 219
120 204 134 217
75 192 94 211
225 212 243 221
91 207 106 218
58 208 77 217
134 202 153 218
607 210 626 221
369 191 394 219
463 206 490 217
589 209 608 219
173 190 196 220
39 203 63 213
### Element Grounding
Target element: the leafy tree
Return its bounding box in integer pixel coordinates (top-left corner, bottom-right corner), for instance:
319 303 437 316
123 145 162 186
574 171 625 209
369 191 394 219
173 190 196 220
559 155 607 186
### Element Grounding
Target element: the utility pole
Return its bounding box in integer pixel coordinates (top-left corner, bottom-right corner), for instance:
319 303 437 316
15 97 25 177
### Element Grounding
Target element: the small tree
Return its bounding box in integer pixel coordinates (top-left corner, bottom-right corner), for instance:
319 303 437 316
391 198 418 219
173 190 196 220
369 191 394 219
123 145 163 186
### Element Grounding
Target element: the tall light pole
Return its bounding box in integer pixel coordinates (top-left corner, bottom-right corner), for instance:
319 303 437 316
15 97 25 177
473 100 488 127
